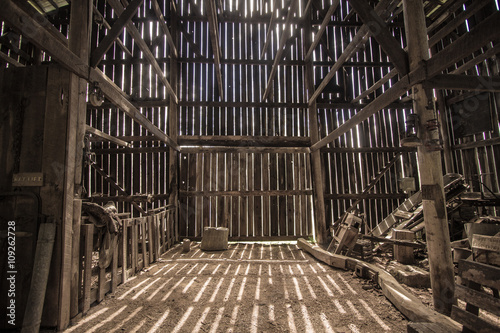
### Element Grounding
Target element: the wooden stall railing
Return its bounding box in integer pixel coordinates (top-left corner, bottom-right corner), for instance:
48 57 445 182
76 207 177 316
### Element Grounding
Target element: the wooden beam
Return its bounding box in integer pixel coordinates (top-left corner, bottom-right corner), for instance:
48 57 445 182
320 146 416 153
178 135 310 147
92 5 133 58
106 0 178 103
89 68 180 151
85 125 132 147
426 0 468 33
452 137 500 150
179 189 313 197
151 0 178 58
425 74 500 92
452 43 500 75
0 50 24 67
205 0 224 99
308 0 394 105
347 0 409 75
180 146 310 154
351 68 397 104
325 193 406 200
262 0 299 101
311 78 411 151
426 11 500 78
304 0 340 62
90 0 143 67
427 0 491 48
0 0 87 78
260 0 279 59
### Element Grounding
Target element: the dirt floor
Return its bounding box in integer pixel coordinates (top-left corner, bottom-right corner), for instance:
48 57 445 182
63 242 408 332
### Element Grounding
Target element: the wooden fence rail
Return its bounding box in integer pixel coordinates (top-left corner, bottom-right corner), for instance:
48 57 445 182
76 208 177 316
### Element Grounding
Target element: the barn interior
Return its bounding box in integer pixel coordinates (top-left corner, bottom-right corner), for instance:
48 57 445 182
1 0 500 332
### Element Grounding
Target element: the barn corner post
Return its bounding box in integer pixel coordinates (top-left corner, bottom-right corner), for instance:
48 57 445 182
303 2 328 245
402 0 455 315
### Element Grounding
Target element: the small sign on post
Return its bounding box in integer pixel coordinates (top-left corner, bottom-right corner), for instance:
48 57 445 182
12 173 44 187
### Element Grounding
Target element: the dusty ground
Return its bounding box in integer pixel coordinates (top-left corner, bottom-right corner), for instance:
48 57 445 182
63 242 408 332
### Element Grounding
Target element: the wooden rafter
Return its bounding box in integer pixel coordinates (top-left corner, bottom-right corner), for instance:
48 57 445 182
260 0 279 59
0 50 24 67
425 74 500 92
308 0 394 105
428 0 491 48
347 0 409 75
205 0 224 100
85 125 132 148
311 10 500 151
92 4 133 58
0 0 180 152
304 0 340 62
90 0 143 67
151 0 178 58
106 0 178 104
262 0 299 101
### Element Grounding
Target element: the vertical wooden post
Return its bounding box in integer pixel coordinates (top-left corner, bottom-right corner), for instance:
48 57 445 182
403 0 455 315
122 219 128 283
66 0 92 327
303 7 328 244
169 0 180 244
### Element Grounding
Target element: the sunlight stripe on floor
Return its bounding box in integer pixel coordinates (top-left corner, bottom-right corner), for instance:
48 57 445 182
286 304 297 333
260 244 264 259
175 263 189 275
300 303 314 332
334 299 346 314
198 263 209 275
146 277 172 301
296 264 304 275
224 264 232 275
182 276 197 293
162 263 178 275
320 312 335 333
212 264 221 275
302 276 317 299
240 244 247 259
171 306 194 333
317 276 334 297
194 277 213 302
190 249 200 258
248 244 254 259
118 279 151 300
309 264 317 274
269 244 273 259
283 277 290 299
132 277 161 300
255 277 261 300
337 273 358 294
244 263 251 275
192 307 211 333
279 245 285 259
224 278 236 302
229 244 238 258
234 264 242 275
65 308 109 333
227 305 240 333
359 299 391 331
346 300 363 320
349 323 361 333
316 263 327 272
288 245 296 259
292 277 303 300
250 304 259 333
209 278 224 302
269 304 275 322
129 319 146 333
186 263 199 274
326 274 344 295
107 306 143 333
237 277 247 301
208 307 225 333
147 308 170 333
161 277 186 301
288 265 294 275
153 263 169 275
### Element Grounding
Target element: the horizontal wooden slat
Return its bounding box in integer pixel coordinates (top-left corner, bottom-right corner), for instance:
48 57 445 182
451 305 499 333
455 284 500 317
179 190 312 197
458 259 500 290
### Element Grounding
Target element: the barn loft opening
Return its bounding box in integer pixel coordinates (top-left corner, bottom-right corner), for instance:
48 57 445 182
1 0 500 331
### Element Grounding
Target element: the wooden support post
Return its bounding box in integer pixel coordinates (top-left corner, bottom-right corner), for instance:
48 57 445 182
393 229 415 264
304 6 328 244
148 216 154 262
168 0 180 244
403 0 455 316
70 199 82 319
122 219 128 283
81 224 94 315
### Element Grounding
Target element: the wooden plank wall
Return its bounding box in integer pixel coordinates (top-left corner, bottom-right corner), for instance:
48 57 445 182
437 1 500 216
86 0 174 216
